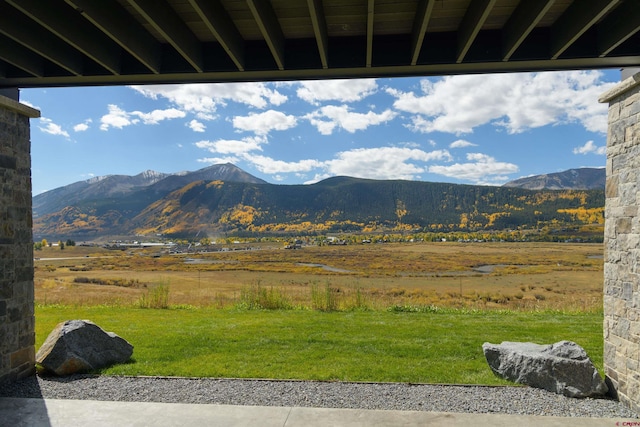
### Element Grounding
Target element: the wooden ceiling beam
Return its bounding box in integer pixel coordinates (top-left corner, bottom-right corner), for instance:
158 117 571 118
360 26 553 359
597 0 640 57
456 0 497 63
189 0 245 71
502 0 555 61
126 0 204 73
0 34 43 77
307 0 329 69
550 0 620 59
410 0 436 66
65 0 161 74
7 0 121 75
6 52 640 89
366 0 375 67
1 0 639 88
247 0 285 71
0 51 640 89
0 2 83 76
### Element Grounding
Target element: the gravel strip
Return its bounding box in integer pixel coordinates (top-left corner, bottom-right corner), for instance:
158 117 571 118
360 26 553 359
1 375 638 418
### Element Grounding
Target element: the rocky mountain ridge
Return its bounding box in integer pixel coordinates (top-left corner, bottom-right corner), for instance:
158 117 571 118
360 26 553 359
33 163 266 217
32 165 605 239
503 168 605 190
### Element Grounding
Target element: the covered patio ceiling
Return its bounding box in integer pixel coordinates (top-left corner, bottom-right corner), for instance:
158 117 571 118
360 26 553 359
0 0 639 89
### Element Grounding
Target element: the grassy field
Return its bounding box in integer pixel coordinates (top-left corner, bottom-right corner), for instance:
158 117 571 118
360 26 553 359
33 241 605 383
35 305 603 384
34 241 604 311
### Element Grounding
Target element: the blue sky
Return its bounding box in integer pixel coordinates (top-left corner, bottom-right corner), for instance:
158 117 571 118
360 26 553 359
24 69 619 196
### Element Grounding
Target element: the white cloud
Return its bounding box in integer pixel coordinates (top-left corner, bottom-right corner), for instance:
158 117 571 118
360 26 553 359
100 105 185 130
232 110 297 135
100 104 138 130
135 108 185 124
188 119 206 132
303 173 330 184
247 155 323 174
197 156 240 165
73 119 91 132
449 139 477 148
297 79 378 104
195 136 266 155
573 140 606 155
130 82 287 118
195 134 321 175
388 71 615 135
325 147 452 180
428 152 518 184
196 113 217 121
39 117 69 138
194 136 322 176
194 137 455 183
305 105 396 135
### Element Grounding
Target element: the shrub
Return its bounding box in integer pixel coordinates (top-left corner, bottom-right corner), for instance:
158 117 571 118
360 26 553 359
238 281 292 310
348 285 370 311
311 282 338 311
138 283 170 309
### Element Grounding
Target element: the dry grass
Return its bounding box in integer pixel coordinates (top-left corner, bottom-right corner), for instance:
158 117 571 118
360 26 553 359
34 242 603 311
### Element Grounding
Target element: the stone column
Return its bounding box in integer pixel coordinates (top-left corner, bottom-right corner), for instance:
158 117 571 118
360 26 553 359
0 94 40 383
599 72 640 412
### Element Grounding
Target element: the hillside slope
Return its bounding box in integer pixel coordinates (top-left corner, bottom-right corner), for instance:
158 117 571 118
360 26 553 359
33 163 266 217
34 174 605 239
503 168 605 190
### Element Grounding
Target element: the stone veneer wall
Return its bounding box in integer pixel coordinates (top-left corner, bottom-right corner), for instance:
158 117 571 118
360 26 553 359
0 95 40 383
600 72 640 412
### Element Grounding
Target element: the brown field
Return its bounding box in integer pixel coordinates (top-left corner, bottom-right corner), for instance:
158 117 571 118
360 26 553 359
34 241 604 311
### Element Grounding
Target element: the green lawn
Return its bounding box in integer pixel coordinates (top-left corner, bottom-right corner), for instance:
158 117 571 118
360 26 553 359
36 306 604 384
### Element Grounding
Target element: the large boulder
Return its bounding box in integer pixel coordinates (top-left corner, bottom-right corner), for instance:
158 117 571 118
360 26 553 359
482 340 607 398
36 320 133 376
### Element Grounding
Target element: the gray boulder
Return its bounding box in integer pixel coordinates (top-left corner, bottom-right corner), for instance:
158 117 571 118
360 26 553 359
482 340 607 398
36 320 133 376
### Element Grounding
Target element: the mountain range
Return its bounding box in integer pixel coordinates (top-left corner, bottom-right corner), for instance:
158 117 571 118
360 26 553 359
503 168 605 190
32 165 605 239
33 163 266 217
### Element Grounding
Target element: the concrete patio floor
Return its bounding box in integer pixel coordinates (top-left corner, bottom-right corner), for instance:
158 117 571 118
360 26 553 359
0 397 633 427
